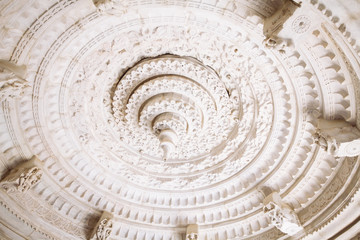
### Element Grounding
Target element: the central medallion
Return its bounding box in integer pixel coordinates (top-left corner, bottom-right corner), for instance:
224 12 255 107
112 55 240 161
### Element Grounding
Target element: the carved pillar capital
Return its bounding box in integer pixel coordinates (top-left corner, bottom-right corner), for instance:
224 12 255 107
0 156 43 193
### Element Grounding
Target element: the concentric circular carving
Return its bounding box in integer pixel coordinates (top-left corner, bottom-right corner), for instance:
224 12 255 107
343 140 360 157
112 55 239 160
292 15 311 34
64 25 278 192
3 1 360 239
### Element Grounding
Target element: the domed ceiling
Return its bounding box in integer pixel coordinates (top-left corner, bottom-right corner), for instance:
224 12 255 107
0 0 360 239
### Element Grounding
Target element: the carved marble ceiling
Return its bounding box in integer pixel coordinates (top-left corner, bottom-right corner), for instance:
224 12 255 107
0 0 360 239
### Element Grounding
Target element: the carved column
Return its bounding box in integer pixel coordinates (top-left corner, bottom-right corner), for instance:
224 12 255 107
0 156 43 193
314 118 360 157
90 212 113 240
185 224 198 240
0 60 29 102
260 188 303 236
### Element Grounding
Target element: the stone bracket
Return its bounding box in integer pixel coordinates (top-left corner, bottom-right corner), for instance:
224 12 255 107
0 156 43 193
262 191 304 236
89 211 113 240
186 224 199 240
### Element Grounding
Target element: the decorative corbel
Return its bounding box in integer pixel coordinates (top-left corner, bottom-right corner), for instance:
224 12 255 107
0 59 29 102
0 156 43 193
186 224 199 240
263 0 300 50
90 212 113 240
262 0 318 51
260 187 303 236
92 0 128 15
314 118 360 157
